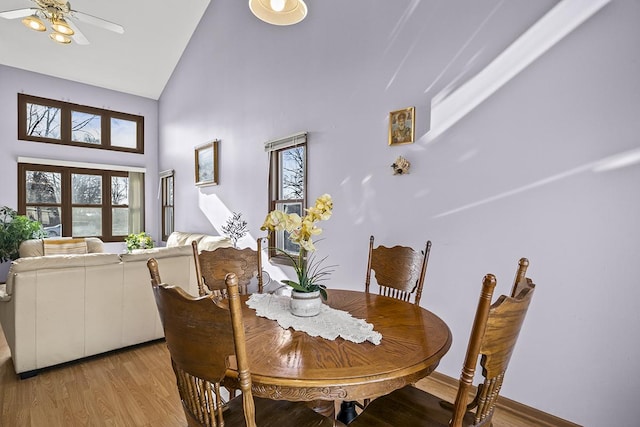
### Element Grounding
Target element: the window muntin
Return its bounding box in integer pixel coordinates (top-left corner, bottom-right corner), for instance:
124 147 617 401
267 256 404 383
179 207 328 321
18 94 144 153
19 163 137 242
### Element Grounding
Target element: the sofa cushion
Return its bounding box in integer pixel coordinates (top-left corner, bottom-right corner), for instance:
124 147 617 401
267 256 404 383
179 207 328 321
19 237 104 258
43 238 87 255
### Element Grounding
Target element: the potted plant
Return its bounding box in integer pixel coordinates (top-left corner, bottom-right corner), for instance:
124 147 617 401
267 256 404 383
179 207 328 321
0 206 46 282
0 206 46 264
261 194 335 316
125 232 154 253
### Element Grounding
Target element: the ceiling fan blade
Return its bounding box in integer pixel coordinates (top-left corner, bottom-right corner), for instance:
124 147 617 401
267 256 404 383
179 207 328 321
0 8 38 20
69 10 124 34
65 18 89 45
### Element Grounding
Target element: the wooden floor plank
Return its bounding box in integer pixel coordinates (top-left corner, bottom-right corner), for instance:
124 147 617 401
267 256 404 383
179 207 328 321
1 322 551 426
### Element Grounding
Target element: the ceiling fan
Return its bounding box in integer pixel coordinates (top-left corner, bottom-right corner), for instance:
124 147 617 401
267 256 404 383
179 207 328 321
0 0 124 45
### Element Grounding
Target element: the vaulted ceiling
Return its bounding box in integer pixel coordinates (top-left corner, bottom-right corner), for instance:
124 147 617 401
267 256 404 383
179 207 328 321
0 0 211 99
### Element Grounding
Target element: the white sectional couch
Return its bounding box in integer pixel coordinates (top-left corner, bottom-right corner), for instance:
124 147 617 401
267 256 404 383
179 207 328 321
0 232 231 377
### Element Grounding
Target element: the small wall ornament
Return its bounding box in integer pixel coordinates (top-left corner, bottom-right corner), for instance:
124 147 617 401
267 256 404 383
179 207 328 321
391 156 410 175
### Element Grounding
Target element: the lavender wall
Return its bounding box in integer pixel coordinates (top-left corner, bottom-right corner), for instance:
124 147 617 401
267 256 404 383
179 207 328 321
0 64 160 257
158 0 638 425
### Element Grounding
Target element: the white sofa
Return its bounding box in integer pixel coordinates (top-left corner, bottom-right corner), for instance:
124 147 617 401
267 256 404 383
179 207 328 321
0 232 231 377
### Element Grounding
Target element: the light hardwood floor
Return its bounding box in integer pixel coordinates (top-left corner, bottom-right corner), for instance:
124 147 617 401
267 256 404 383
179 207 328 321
0 324 563 426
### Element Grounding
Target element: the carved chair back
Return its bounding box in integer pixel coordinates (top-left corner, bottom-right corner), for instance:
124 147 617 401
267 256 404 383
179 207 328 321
192 240 263 297
349 258 535 427
147 258 257 427
365 235 431 305
450 258 535 426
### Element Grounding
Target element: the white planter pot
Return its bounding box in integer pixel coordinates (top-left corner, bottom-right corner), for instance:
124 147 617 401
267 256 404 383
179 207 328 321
290 290 322 317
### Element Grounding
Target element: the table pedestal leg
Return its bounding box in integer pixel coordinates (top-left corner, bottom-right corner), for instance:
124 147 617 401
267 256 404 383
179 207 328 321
336 401 358 424
307 399 335 418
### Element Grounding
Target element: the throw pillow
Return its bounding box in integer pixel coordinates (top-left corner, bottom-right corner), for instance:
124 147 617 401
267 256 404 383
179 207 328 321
43 238 88 256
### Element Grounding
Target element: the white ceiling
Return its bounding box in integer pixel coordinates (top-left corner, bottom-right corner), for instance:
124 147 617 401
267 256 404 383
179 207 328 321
0 0 211 100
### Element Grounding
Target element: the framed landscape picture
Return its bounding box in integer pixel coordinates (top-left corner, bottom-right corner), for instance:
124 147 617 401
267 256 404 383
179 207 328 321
388 106 415 145
194 140 219 186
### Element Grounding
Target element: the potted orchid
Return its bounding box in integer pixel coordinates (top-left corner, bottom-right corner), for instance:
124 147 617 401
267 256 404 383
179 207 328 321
261 194 334 315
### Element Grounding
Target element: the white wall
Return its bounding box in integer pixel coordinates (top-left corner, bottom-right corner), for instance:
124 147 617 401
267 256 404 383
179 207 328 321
0 65 160 255
157 0 638 425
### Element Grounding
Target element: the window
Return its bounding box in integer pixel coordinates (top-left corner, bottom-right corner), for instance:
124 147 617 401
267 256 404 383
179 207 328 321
18 94 144 153
18 163 144 242
265 132 307 262
160 170 175 241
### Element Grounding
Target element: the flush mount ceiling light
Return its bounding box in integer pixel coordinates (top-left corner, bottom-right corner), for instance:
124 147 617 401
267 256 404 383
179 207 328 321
249 0 308 26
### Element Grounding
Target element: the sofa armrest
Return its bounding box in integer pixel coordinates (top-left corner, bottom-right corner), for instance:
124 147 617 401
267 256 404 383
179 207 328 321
198 235 233 252
19 237 105 257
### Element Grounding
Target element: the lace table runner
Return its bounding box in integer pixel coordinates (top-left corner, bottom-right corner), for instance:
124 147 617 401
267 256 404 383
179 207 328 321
246 293 382 345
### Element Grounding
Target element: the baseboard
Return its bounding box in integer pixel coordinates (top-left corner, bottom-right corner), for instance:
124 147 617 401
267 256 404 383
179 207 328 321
428 371 582 427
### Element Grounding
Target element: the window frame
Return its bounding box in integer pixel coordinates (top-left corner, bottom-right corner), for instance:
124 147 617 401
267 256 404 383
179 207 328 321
160 170 175 241
265 133 307 265
18 93 144 153
18 163 137 242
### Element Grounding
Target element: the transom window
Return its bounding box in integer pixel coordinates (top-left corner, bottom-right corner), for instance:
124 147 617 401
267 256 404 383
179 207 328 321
18 94 144 153
265 132 307 262
18 163 144 242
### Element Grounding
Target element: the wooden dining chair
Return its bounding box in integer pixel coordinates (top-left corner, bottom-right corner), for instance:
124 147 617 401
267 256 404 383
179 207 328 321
339 236 432 421
365 235 432 306
349 258 536 427
192 239 264 297
146 258 338 427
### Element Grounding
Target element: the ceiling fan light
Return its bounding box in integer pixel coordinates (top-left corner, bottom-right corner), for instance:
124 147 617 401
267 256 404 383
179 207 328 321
249 0 307 26
270 0 286 12
21 15 46 32
51 18 74 36
49 31 72 44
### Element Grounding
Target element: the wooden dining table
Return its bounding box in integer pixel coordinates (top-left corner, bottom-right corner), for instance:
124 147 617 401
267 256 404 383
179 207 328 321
239 289 452 417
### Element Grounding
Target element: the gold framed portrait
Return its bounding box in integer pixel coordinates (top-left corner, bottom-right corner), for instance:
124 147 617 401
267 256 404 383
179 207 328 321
194 140 219 186
388 107 415 145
